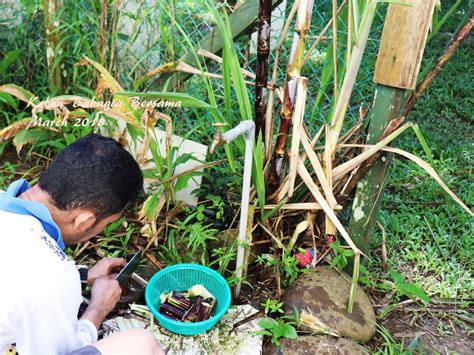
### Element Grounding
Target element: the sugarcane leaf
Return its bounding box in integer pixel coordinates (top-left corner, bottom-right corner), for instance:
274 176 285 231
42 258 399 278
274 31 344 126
264 198 289 221
79 56 123 92
253 132 266 218
382 146 473 216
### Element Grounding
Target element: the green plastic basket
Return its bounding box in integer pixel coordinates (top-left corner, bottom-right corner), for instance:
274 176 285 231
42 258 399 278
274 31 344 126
145 263 231 335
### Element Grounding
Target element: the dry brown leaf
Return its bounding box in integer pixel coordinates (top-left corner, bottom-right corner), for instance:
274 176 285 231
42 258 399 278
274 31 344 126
0 118 33 142
297 160 362 255
340 144 473 216
0 84 38 104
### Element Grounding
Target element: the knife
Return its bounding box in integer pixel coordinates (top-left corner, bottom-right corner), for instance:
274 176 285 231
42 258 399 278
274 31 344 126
115 250 142 287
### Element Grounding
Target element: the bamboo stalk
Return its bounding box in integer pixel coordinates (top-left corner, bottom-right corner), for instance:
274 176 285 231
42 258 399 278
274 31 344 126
268 0 315 189
255 0 273 138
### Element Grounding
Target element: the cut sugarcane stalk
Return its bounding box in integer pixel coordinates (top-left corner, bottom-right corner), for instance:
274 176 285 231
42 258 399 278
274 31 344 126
268 0 314 190
255 0 273 138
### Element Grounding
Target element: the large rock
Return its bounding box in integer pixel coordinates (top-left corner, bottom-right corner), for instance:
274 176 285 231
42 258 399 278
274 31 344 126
282 266 376 342
263 335 369 355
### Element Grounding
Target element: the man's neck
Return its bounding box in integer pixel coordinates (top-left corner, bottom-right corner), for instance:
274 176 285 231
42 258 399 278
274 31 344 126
19 184 52 206
18 185 66 225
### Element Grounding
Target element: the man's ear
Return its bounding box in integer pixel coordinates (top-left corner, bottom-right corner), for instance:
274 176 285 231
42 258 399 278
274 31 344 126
73 211 96 233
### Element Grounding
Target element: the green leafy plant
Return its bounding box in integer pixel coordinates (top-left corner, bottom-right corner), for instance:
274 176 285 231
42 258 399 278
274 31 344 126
98 218 136 257
255 317 298 348
257 252 305 287
389 270 431 303
329 239 355 271
261 298 285 315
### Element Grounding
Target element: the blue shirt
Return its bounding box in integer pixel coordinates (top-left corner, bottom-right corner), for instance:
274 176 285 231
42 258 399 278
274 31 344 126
0 179 65 250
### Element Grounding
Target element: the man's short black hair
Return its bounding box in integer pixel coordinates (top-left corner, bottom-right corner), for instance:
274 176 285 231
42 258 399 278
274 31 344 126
39 134 143 220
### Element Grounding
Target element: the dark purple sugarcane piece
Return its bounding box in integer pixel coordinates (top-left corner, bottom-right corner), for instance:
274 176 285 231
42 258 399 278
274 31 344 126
159 302 186 320
168 293 193 311
159 304 185 319
197 298 216 321
183 296 204 322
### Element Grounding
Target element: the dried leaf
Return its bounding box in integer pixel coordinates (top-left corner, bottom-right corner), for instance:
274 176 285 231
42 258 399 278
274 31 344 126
0 118 33 142
0 84 38 105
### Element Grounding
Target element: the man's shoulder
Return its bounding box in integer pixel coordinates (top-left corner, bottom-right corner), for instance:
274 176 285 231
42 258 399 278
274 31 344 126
0 210 71 265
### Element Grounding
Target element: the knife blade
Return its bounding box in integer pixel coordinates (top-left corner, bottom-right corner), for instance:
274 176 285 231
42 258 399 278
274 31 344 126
115 250 142 287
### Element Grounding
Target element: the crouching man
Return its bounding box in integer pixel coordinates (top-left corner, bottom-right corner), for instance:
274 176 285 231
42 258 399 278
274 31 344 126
0 134 163 354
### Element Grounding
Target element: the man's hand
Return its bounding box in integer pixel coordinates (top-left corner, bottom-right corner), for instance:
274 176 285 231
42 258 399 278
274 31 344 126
87 257 126 285
81 275 122 329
